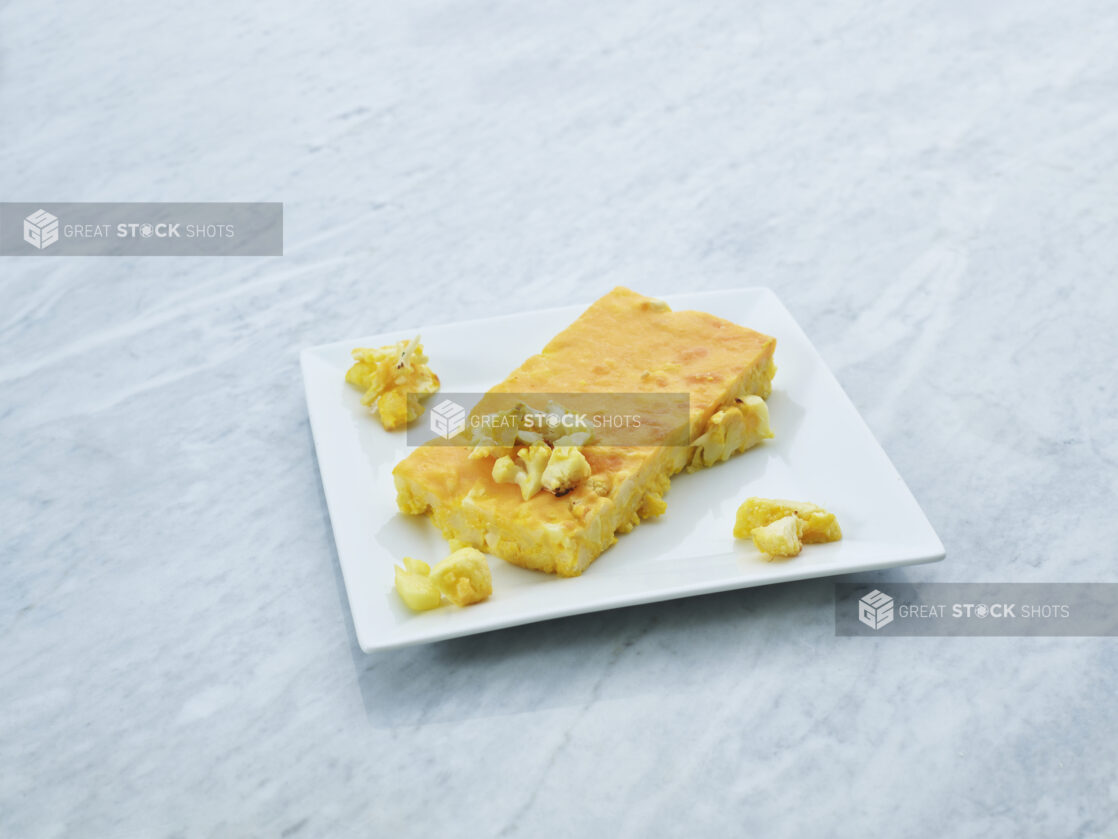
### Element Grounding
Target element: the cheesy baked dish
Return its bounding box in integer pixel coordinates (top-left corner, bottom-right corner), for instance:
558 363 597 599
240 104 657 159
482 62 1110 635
392 287 777 577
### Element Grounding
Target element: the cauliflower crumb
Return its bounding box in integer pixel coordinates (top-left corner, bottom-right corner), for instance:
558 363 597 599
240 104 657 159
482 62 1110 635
586 474 612 496
615 510 641 534
491 454 521 485
393 558 442 611
636 474 670 518
637 492 668 519
431 548 493 606
346 335 439 430
750 515 805 558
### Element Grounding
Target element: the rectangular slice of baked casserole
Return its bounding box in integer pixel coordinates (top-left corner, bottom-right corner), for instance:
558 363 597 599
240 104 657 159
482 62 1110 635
393 287 776 576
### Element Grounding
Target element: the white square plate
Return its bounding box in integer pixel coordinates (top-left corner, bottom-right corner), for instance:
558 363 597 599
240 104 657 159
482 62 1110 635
301 289 944 651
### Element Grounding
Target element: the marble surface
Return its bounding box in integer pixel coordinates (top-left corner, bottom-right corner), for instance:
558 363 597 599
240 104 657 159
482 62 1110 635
2 0 1117 836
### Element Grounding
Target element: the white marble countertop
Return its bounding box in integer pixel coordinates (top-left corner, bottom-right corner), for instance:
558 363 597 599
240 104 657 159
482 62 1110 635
3 1 1117 836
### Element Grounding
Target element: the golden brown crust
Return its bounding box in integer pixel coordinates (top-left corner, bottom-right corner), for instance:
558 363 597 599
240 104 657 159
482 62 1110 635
394 287 776 576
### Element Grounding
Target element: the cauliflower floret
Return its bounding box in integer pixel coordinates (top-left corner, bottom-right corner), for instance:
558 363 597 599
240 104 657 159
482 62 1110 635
688 396 773 470
394 549 495 610
493 442 591 500
467 404 526 459
468 427 520 461
514 443 551 500
733 497 842 543
536 401 593 445
750 515 805 558
491 443 551 500
393 557 442 611
491 454 521 485
541 446 592 496
346 335 439 430
430 548 493 606
553 430 592 447
468 438 507 460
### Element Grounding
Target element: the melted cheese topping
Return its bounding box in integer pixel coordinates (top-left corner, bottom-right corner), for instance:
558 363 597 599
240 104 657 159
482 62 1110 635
394 287 777 576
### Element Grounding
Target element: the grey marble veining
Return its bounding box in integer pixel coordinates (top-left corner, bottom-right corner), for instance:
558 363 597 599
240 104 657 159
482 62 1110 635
2 0 1117 836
